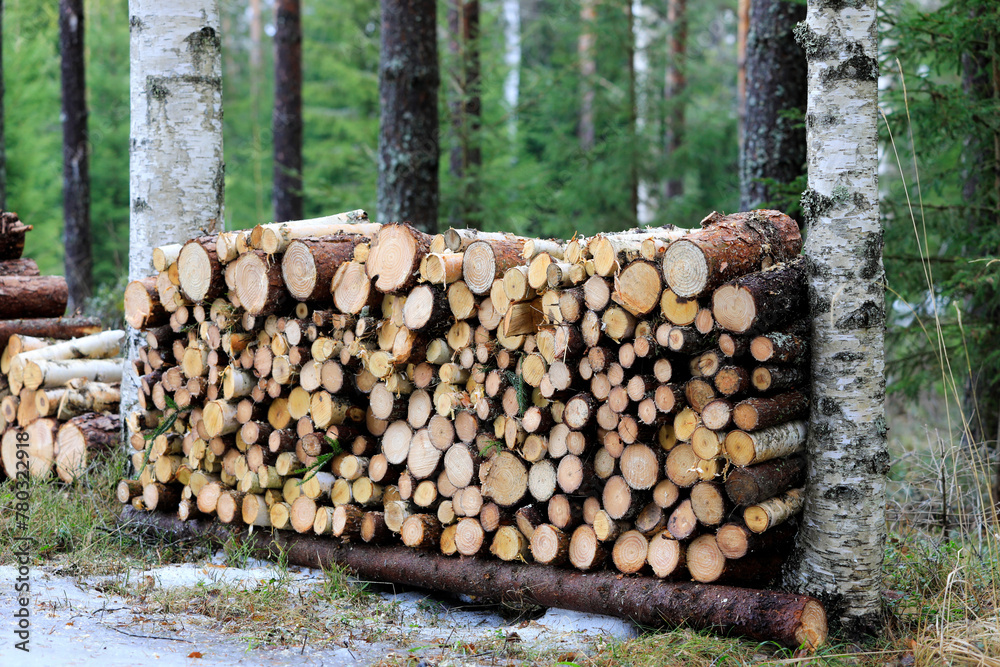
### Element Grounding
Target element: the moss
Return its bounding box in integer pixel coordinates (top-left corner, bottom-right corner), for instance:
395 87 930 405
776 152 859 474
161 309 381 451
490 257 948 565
149 80 170 101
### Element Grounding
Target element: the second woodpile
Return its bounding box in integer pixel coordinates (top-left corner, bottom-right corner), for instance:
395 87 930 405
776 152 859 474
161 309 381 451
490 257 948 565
0 211 122 482
122 208 811 586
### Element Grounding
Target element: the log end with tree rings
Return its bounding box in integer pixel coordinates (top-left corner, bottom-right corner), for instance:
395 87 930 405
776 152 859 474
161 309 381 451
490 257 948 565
619 444 660 490
662 239 709 298
482 450 528 507
612 529 649 574
124 278 164 329
368 224 424 293
569 524 605 571
530 523 569 565
234 252 280 315
177 240 217 303
616 260 662 316
281 240 319 301
686 534 726 583
646 529 684 578
712 284 755 334
333 261 377 314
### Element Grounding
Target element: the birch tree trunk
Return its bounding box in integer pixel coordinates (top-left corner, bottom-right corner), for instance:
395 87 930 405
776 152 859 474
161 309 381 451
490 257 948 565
447 0 482 229
273 0 304 222
782 0 886 634
739 0 806 213
377 0 440 233
664 0 686 199
123 0 224 436
61 0 92 313
502 0 520 147
632 0 655 224
578 0 596 153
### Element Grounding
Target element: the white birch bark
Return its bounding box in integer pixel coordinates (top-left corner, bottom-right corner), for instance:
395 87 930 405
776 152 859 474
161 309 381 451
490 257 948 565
783 0 886 633
502 0 521 146
632 0 656 224
122 0 224 437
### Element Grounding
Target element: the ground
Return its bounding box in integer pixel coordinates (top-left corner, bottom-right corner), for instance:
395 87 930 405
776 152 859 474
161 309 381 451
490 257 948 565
0 554 637 667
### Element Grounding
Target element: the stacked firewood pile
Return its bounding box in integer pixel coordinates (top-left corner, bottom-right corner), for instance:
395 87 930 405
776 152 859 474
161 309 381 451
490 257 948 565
0 212 122 482
122 208 809 586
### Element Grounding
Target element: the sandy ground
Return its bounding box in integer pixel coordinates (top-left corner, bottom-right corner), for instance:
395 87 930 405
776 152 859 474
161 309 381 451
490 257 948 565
0 554 637 666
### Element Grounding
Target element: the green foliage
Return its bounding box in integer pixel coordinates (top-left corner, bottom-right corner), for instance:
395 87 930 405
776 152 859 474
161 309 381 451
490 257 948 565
879 0 1000 424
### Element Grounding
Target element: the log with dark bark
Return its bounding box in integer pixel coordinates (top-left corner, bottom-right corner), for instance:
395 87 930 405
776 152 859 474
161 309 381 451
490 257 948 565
0 276 68 319
0 317 101 351
120 507 828 649
662 210 801 298
0 258 39 277
281 237 357 302
712 257 806 335
462 238 526 295
733 390 809 431
0 212 31 260
725 454 807 507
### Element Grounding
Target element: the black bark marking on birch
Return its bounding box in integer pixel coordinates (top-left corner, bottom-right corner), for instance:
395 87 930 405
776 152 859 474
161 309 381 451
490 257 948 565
129 15 145 31
132 198 150 213
819 397 839 416
831 350 862 363
835 301 882 330
819 0 867 10
184 27 222 72
822 485 861 502
859 232 883 280
821 48 878 83
867 450 890 476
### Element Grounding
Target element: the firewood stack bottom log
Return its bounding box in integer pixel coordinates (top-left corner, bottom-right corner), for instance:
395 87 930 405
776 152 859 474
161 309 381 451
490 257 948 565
0 212 121 482
118 208 825 648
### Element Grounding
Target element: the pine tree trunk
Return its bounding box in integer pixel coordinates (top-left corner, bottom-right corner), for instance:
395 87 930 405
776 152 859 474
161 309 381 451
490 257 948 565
739 0 806 213
378 0 440 233
61 0 92 313
782 0 886 634
124 0 225 440
273 0 303 222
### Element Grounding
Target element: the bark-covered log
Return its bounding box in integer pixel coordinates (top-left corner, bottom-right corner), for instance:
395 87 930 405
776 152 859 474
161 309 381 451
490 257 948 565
462 238 525 295
0 276 68 319
124 276 169 329
123 507 828 648
712 257 806 335
0 213 31 260
0 317 101 352
662 210 801 298
0 258 39 276
234 250 288 315
725 454 807 507
54 412 121 483
733 390 809 431
281 237 357 302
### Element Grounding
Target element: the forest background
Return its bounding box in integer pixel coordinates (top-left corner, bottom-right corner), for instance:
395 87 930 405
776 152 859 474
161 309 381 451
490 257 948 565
2 0 999 458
